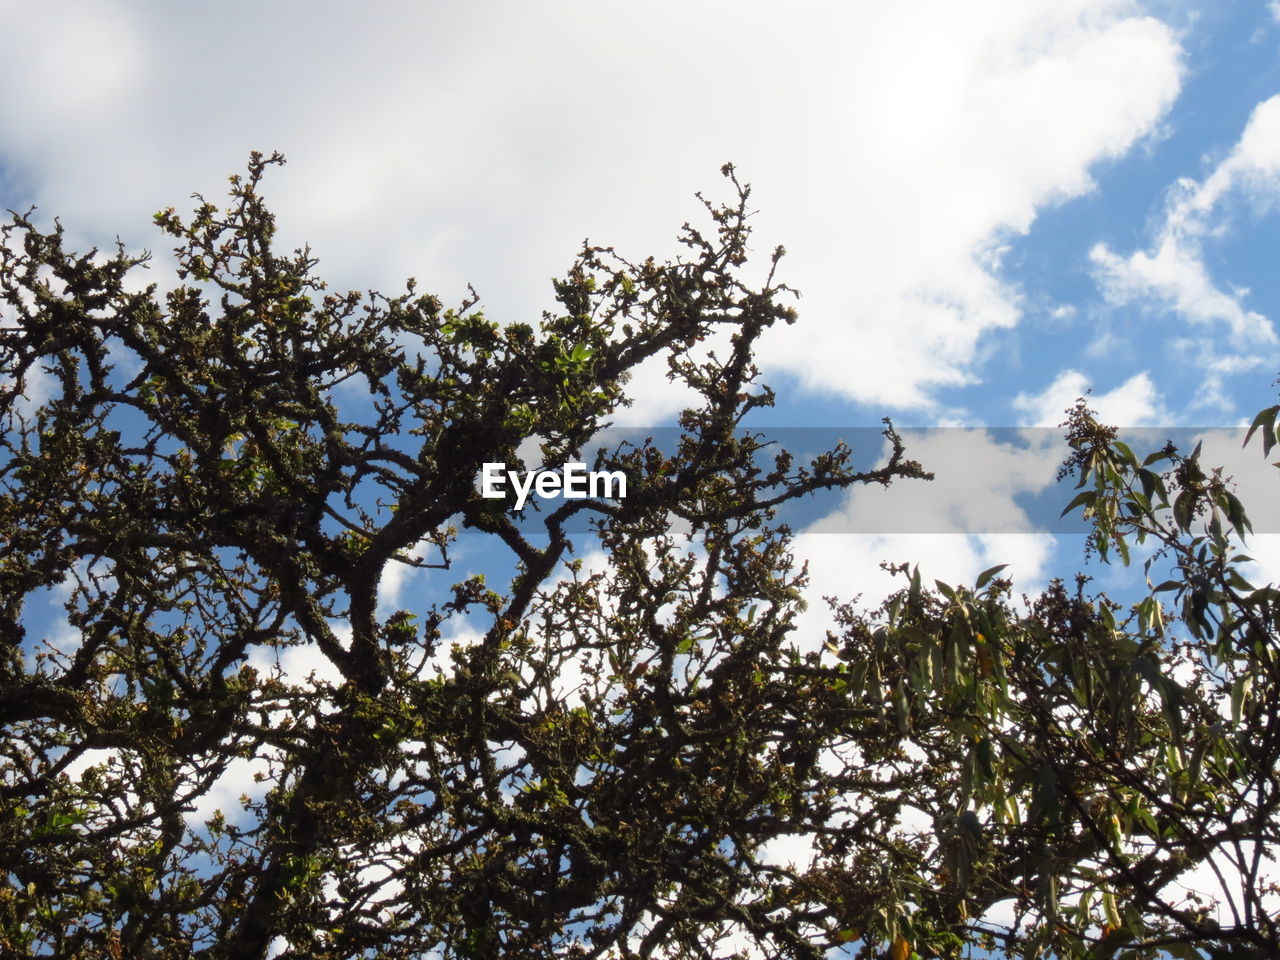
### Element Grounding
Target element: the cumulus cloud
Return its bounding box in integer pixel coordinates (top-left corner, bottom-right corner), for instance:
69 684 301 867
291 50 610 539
1168 338 1270 413
186 754 275 827
1012 369 1167 426
0 1 1182 417
791 428 1062 640
0 364 55 421
1240 534 1280 591
792 529 1058 646
1185 428 1280 539
376 539 436 620
1090 240 1271 340
1090 95 1280 350
248 626 350 690
761 2 1183 409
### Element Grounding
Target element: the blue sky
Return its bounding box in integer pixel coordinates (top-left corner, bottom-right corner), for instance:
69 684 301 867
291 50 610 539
4 0 1280 943
5 0 1280 726
2 1 1276 438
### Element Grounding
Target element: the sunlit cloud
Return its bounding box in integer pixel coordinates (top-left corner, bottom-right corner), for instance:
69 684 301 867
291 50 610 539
1090 94 1280 403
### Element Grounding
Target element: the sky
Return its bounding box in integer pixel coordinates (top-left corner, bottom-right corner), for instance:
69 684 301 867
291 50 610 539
5 0 1280 751
3 2 1280 608
7 1 1280 957
4 0 1280 944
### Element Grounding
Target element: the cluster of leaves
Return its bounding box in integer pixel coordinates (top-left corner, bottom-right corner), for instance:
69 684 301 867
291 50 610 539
2 153 1278 960
814 400 1280 960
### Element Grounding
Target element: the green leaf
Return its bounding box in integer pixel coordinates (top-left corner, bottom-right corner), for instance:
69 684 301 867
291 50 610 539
892 688 911 734
1115 534 1131 567
1060 489 1096 519
1136 596 1163 635
974 564 1009 590
1243 404 1279 455
1126 488 1151 516
1172 491 1196 532
1111 439 1137 468
1103 888 1121 929
1231 674 1253 725
1029 764 1059 826
1222 490 1253 536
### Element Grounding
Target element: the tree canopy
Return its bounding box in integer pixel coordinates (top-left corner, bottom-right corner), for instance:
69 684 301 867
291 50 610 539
2 153 1279 960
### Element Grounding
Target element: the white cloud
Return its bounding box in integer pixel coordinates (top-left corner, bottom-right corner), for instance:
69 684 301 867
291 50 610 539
1012 369 1167 426
1239 533 1280 590
0 364 55 421
794 530 1057 641
376 539 435 619
758 2 1183 409
757 831 819 872
1168 338 1269 412
1089 239 1271 340
248 629 350 690
186 754 274 827
0 1 1182 417
791 429 1062 639
1185 428 1280 541
62 747 118 784
1091 95 1280 347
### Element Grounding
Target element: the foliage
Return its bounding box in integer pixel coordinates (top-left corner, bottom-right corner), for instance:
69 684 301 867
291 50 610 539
2 153 1278 960
823 400 1280 959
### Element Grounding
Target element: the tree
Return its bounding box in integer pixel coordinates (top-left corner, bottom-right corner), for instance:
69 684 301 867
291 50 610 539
823 405 1280 960
0 152 1277 960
